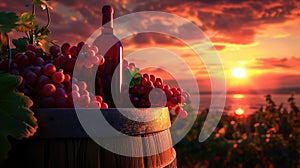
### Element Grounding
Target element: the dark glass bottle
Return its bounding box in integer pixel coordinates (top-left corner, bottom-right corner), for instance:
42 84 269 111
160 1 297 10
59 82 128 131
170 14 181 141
94 5 123 107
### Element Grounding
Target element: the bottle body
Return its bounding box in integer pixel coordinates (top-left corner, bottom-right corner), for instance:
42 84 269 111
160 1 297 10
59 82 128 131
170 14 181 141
94 33 123 107
94 6 123 107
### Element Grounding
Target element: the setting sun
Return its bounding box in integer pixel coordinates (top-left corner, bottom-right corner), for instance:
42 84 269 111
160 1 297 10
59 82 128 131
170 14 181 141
235 107 245 116
231 68 246 78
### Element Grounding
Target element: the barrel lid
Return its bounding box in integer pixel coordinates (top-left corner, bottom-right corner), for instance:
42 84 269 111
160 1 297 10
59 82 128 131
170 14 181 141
33 107 171 138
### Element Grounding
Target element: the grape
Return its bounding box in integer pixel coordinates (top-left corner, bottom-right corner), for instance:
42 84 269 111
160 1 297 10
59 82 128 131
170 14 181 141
26 44 35 51
69 90 80 102
69 46 78 56
53 87 67 98
55 97 69 108
77 42 85 52
14 53 29 67
78 81 87 91
180 110 188 118
86 50 96 57
61 43 70 55
154 81 162 87
143 74 149 80
25 50 37 62
34 48 43 57
156 78 162 84
40 83 56 97
164 85 171 91
84 63 93 69
63 74 71 83
50 45 61 56
141 77 148 85
150 74 155 83
175 106 182 115
9 43 112 109
36 75 51 89
97 55 105 65
101 102 109 108
172 89 181 97
137 85 146 95
10 62 18 69
90 56 99 64
63 58 76 75
43 63 56 76
54 82 65 88
130 96 140 106
88 101 101 108
79 89 90 96
182 91 190 100
24 70 37 86
71 83 80 92
177 95 185 104
34 57 45 66
78 95 91 107
149 88 166 107
145 81 154 89
95 96 103 103
52 71 65 83
129 85 138 94
170 96 178 105
39 96 55 108
32 66 42 76
123 59 128 69
89 45 99 53
55 55 67 67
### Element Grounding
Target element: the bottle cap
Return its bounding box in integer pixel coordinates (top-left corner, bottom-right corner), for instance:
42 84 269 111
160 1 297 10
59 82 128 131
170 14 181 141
102 5 113 14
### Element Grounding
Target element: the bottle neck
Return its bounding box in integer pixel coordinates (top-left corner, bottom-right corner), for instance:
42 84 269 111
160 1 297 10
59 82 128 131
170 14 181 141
102 26 113 34
102 5 113 29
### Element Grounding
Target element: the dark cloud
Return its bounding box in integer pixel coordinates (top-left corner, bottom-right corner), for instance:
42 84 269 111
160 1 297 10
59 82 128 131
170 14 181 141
1 0 300 46
122 32 185 48
251 56 300 69
213 45 226 51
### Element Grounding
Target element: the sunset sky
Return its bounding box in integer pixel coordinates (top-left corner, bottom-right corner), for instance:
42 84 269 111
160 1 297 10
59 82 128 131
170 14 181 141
1 0 300 92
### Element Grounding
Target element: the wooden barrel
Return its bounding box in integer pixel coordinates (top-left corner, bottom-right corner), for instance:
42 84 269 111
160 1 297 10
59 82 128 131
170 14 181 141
0 107 176 168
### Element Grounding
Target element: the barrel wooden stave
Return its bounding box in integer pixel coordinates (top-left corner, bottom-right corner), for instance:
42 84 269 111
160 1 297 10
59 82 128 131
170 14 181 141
0 108 176 168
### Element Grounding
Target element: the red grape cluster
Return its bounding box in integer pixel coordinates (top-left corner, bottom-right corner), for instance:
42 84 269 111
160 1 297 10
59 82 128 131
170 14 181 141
122 69 190 118
51 42 104 76
70 80 108 108
8 43 107 108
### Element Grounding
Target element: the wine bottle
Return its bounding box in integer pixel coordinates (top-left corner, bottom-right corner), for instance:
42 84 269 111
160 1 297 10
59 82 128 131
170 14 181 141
94 5 123 107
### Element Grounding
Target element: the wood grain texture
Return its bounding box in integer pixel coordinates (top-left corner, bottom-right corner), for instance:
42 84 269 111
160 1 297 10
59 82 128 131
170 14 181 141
34 107 171 138
0 107 177 168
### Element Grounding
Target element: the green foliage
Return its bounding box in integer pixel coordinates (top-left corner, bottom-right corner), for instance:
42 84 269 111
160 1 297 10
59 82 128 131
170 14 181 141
11 38 29 58
34 25 51 42
175 94 299 168
123 67 141 87
0 1 52 55
0 12 19 33
0 32 9 59
0 72 38 160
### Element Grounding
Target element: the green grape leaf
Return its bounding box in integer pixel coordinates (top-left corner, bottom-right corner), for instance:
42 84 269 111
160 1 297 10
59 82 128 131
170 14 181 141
123 68 132 87
11 37 28 56
34 26 51 42
0 32 9 59
20 12 35 23
16 23 34 32
131 67 140 76
0 73 38 160
130 72 142 87
0 12 19 33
